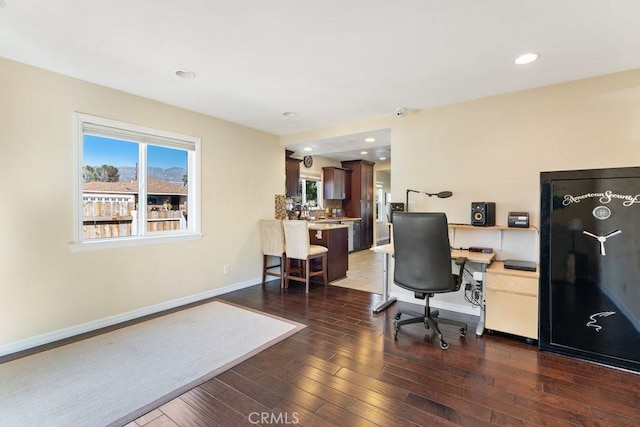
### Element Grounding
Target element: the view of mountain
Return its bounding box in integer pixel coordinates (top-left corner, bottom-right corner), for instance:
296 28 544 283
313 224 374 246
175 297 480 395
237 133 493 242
106 166 186 184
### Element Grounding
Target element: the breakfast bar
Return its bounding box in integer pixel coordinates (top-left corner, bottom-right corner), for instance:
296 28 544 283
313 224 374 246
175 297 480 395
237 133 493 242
308 223 349 282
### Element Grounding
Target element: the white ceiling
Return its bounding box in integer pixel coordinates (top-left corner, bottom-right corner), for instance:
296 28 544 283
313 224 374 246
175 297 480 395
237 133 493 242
286 129 391 164
2 1 640 162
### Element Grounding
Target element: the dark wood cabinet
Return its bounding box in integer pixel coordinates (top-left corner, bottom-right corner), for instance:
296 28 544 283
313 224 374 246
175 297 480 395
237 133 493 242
322 167 349 199
285 153 301 197
309 226 348 282
341 160 375 250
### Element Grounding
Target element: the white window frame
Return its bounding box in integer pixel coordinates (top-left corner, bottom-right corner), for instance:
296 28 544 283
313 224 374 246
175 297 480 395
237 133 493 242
300 172 323 207
376 183 385 221
70 113 202 252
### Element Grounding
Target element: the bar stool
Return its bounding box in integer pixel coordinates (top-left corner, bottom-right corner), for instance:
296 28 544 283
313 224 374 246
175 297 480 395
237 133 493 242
259 219 286 288
282 220 328 293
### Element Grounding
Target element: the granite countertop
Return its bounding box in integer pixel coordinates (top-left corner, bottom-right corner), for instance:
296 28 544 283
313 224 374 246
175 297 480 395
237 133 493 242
310 217 361 223
308 223 349 230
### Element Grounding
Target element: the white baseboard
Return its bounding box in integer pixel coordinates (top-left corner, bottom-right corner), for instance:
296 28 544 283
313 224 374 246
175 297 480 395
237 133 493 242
0 277 261 357
391 292 481 316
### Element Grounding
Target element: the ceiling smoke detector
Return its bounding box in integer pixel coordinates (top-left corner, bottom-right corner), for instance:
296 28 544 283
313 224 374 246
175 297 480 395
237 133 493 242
175 70 196 79
395 107 407 117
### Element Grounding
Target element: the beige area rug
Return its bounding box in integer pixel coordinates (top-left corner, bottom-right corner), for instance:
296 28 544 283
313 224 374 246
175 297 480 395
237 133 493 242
330 250 384 294
0 301 305 427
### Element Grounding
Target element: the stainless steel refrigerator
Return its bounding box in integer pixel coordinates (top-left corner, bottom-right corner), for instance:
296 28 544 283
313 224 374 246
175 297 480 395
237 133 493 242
540 166 640 372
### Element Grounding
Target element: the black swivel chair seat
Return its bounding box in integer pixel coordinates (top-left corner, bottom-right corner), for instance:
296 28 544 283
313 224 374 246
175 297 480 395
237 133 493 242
392 212 467 349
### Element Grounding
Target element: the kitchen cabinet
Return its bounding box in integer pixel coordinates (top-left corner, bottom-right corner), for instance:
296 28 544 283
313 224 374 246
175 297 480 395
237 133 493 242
285 153 301 197
308 225 349 282
342 160 374 250
322 167 349 199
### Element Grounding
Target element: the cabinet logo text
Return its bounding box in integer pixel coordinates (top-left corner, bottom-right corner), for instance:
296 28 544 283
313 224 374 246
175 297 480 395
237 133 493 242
563 190 640 207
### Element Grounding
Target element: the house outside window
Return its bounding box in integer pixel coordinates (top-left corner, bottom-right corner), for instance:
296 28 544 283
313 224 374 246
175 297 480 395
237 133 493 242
71 113 201 251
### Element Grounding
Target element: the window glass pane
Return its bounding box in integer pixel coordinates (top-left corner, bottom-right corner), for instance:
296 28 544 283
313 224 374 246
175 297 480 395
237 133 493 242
75 113 200 249
82 135 139 239
305 180 319 207
146 145 189 233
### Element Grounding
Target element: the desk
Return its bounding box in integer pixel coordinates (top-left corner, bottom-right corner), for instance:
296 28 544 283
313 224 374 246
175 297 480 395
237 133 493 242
370 244 495 336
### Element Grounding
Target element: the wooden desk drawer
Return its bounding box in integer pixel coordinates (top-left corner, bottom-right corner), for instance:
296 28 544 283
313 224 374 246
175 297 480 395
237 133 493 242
486 272 538 296
486 290 538 339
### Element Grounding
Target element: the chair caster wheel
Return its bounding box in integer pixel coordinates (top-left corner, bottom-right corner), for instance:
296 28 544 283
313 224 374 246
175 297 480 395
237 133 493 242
439 340 449 350
459 327 467 337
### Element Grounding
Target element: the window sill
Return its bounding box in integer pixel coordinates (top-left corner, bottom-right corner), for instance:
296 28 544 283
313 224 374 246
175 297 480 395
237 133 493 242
69 233 203 252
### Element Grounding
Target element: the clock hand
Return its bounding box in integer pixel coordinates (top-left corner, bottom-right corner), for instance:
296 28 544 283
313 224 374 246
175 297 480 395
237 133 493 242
600 241 606 256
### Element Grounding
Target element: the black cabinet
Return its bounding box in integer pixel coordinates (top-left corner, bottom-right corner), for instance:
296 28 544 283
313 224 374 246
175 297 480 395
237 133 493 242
540 166 640 373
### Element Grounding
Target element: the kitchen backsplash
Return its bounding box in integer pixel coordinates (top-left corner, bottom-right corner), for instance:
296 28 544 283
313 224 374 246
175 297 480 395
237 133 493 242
325 199 343 213
274 194 287 220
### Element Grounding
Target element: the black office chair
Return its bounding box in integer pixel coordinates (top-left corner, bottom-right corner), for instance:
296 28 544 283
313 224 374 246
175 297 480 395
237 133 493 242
392 212 467 349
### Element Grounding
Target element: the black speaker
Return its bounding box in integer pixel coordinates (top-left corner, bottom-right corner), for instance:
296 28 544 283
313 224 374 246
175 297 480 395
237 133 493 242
471 202 496 226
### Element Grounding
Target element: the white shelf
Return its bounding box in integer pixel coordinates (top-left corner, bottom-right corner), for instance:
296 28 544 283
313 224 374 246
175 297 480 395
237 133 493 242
448 224 538 253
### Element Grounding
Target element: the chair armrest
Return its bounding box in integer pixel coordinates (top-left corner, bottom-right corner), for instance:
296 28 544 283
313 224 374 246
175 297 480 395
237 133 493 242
453 257 467 288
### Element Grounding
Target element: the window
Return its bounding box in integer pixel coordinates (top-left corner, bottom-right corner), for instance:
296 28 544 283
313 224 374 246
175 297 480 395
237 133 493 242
72 113 201 251
299 174 322 207
376 184 384 221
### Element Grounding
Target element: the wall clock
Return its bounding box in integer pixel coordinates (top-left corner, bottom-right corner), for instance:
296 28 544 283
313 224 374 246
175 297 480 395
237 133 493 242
303 155 313 168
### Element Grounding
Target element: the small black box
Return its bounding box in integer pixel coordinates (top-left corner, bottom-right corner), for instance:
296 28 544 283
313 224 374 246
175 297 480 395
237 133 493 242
469 246 493 253
471 202 496 226
508 211 530 228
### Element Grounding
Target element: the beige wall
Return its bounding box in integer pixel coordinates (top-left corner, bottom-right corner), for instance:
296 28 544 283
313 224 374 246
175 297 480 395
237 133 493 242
4 54 640 347
284 70 640 230
282 69 640 311
0 58 283 350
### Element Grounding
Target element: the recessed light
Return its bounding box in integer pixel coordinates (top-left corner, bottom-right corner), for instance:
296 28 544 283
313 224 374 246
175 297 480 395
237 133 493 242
379 157 387 161
364 137 375 143
303 147 312 152
514 53 540 65
360 151 368 155
175 70 196 79
282 111 298 117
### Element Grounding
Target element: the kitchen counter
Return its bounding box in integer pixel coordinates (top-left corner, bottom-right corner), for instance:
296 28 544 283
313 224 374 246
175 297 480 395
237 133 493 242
308 223 349 230
307 224 349 282
310 217 361 224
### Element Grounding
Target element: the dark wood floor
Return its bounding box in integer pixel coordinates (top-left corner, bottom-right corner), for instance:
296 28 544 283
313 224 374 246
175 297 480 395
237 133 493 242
124 281 640 427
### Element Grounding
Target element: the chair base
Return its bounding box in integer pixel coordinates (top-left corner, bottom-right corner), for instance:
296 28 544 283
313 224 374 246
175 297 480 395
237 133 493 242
393 305 467 350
